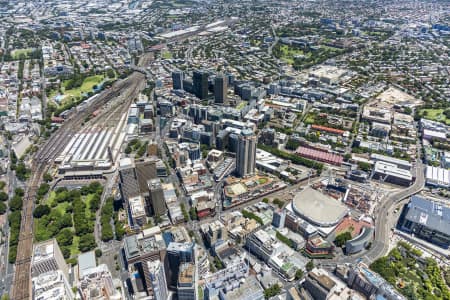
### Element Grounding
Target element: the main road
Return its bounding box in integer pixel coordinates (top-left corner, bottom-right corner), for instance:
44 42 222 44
10 59 149 299
365 159 425 262
317 159 425 266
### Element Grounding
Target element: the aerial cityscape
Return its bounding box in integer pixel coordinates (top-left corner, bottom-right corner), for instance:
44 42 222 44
0 0 449 299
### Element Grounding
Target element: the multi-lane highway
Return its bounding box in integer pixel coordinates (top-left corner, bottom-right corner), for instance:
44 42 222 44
10 69 147 300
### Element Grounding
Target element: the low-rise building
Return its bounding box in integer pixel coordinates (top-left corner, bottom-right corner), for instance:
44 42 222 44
78 264 121 300
425 165 450 188
305 236 334 257
302 268 337 300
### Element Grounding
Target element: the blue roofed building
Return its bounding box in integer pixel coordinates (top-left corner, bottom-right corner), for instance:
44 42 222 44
397 196 450 248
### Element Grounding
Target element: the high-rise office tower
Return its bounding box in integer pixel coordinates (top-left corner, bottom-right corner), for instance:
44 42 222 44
235 129 257 178
135 159 157 194
31 239 69 279
118 158 140 200
172 70 184 90
148 178 167 216
166 242 195 289
177 263 197 300
214 74 227 104
147 260 169 300
193 70 209 99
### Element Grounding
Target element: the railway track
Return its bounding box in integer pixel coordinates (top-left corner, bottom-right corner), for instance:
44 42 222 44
10 163 44 300
10 70 146 300
36 73 144 163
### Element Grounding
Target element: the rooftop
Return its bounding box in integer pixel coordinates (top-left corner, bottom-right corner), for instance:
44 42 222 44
32 239 56 264
178 263 195 285
292 187 348 227
78 251 96 277
308 269 336 291
404 196 450 236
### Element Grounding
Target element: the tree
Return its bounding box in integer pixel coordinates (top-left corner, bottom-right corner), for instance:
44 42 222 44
58 213 73 228
335 232 352 247
124 145 132 154
0 191 8 202
89 194 101 212
14 188 24 197
101 223 114 242
33 204 51 218
404 107 412 115
10 151 17 165
189 207 198 221
78 234 97 252
95 249 103 258
273 198 284 209
357 161 372 172
56 228 74 247
115 220 125 240
43 173 53 182
37 183 50 199
0 181 6 190
9 195 23 211
15 162 30 181
264 284 281 299
295 269 304 280
444 109 450 119
0 202 6 214
61 246 71 259
1 293 10 300
106 68 115 78
286 139 301 150
306 260 314 272
213 256 224 270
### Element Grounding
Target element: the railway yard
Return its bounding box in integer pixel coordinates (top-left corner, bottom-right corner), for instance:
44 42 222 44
10 54 150 299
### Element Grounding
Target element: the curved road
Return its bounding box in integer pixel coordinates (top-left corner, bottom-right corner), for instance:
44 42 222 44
318 160 425 266
367 160 425 262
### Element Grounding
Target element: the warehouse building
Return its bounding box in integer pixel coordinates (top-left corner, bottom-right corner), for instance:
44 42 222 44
372 161 413 186
425 166 450 189
398 196 450 248
370 153 411 171
295 146 343 166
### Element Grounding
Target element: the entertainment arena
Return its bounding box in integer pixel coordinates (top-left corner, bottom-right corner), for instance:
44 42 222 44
292 187 349 227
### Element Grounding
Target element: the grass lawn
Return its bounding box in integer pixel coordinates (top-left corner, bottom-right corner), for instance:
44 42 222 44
419 108 450 125
278 44 306 64
237 102 246 110
84 194 97 220
11 48 33 59
303 113 317 124
258 178 268 184
34 219 51 241
54 202 70 214
161 51 172 59
46 191 57 205
60 75 105 105
70 235 80 256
